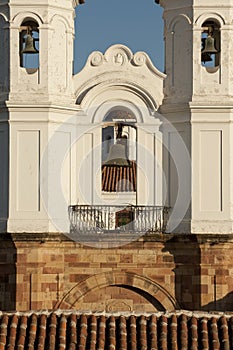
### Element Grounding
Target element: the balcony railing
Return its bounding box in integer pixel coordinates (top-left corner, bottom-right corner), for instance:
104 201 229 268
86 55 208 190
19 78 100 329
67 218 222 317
68 205 169 234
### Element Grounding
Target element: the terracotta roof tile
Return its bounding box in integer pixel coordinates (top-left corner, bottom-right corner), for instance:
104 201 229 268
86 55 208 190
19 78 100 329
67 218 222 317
0 311 233 349
28 314 37 348
102 161 136 192
190 316 198 349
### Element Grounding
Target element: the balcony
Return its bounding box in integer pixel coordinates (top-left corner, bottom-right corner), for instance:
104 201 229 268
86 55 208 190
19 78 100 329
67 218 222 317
68 205 169 234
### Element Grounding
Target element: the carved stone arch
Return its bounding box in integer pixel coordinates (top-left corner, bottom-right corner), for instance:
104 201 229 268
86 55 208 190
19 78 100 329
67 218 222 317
168 14 192 32
49 14 73 31
12 11 43 27
195 12 225 28
55 272 179 311
76 81 159 116
91 99 143 124
0 13 8 22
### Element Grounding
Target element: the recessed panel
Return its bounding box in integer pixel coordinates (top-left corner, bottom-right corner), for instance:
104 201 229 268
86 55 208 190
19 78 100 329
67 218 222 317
17 131 40 212
200 130 222 212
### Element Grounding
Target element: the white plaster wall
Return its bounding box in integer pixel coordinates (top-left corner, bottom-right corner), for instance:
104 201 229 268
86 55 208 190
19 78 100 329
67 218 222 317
7 108 78 233
191 110 232 233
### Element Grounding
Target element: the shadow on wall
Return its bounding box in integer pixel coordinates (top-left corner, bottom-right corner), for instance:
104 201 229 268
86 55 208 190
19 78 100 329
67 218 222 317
163 235 201 310
203 291 233 312
0 234 16 311
0 121 9 233
0 13 10 233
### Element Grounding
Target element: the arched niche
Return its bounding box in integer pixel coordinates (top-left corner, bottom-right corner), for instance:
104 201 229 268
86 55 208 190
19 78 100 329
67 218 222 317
19 19 39 69
169 14 192 96
201 19 221 69
50 16 68 92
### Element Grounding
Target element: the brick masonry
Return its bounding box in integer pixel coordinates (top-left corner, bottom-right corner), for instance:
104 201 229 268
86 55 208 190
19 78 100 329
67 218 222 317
0 233 233 312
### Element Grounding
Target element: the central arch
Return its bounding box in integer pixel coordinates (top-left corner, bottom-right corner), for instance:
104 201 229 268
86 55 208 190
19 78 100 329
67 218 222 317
55 272 179 311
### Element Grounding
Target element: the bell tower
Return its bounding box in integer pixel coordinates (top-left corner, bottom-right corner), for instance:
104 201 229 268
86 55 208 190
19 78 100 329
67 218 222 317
0 0 75 103
0 0 77 233
157 0 233 233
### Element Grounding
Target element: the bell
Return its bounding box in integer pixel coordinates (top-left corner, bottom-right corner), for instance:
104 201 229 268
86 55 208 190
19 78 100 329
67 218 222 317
202 35 218 55
22 33 39 54
104 142 130 166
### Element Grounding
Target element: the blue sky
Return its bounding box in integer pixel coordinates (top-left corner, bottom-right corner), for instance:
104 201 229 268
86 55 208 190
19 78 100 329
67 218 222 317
74 0 164 74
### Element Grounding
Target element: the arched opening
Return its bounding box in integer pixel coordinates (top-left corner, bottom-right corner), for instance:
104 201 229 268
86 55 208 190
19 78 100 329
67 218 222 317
19 19 39 69
201 19 220 68
73 0 164 73
102 107 137 195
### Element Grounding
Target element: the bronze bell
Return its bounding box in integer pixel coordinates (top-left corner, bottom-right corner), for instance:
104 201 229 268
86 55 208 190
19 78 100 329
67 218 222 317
202 35 218 55
22 33 39 54
104 142 130 166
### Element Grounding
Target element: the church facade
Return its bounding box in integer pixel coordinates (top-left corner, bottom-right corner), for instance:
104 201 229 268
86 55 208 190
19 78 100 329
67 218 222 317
0 0 233 313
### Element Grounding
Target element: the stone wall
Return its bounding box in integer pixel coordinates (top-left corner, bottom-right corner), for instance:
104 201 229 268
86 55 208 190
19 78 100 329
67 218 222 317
0 233 233 312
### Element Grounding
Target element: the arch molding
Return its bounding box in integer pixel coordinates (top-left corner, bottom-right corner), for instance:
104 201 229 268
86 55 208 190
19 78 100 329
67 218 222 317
55 271 179 311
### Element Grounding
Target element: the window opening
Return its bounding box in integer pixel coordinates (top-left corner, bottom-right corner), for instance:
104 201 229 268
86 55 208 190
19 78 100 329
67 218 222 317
20 20 39 69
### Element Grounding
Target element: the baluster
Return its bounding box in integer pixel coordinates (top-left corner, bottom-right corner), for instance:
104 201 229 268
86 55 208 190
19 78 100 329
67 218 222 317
93 207 96 231
103 207 107 229
139 206 141 231
153 207 155 232
82 206 84 231
146 207 149 232
159 207 163 232
89 206 92 232
76 207 79 230
148 207 151 232
138 206 141 232
142 207 146 231
95 207 98 230
134 206 137 232
86 205 89 231
106 207 109 230
151 206 154 232
93 206 95 231
73 208 77 230
155 207 157 231
155 207 158 232
151 207 154 232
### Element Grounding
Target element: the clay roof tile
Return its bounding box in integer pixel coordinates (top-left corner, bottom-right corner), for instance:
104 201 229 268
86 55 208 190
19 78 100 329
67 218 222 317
0 311 233 349
102 161 136 192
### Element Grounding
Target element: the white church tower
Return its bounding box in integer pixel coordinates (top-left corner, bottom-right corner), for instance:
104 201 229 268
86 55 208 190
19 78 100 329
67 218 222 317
0 0 77 232
157 0 233 233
